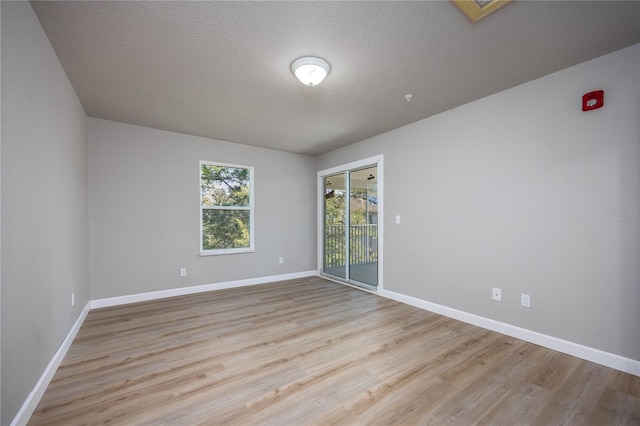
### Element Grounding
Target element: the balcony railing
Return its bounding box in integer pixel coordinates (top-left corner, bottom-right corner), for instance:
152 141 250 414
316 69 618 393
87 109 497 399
325 224 378 268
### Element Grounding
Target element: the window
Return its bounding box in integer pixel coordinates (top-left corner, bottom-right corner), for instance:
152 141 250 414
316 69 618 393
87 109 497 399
200 161 254 255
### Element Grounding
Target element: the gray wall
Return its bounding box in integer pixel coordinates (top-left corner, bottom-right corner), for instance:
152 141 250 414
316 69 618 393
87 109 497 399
88 118 317 299
1 2 89 424
1 3 637 422
1 4 3 422
318 44 640 361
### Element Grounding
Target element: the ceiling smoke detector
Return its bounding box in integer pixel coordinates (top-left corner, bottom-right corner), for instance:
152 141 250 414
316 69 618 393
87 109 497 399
291 57 331 86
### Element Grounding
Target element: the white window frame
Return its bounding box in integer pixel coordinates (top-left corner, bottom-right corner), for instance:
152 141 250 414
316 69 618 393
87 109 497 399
200 161 255 256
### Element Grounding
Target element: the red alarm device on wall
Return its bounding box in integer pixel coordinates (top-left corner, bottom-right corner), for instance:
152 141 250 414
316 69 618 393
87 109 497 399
582 90 604 111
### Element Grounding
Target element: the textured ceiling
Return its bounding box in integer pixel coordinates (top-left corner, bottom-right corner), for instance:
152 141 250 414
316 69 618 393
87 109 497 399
31 1 640 155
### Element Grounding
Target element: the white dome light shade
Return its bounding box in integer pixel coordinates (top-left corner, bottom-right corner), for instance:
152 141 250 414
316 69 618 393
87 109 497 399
291 57 331 86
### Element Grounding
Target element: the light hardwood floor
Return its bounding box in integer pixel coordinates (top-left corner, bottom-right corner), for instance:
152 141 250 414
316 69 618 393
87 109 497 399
30 277 639 425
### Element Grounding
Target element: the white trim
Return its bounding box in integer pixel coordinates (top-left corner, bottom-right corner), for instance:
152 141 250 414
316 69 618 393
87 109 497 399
375 156 384 291
199 161 255 255
318 155 384 178
199 248 256 257
345 171 351 281
316 172 324 278
378 288 640 377
14 271 317 424
12 271 640 426
11 302 91 426
317 155 384 289
91 270 317 309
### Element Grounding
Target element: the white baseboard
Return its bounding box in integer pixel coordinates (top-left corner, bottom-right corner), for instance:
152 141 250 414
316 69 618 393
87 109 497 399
90 270 317 309
377 288 640 377
14 271 317 425
11 301 91 426
14 271 638 426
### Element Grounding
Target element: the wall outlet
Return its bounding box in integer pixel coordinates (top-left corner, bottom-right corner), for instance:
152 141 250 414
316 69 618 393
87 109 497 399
395 215 401 224
492 287 502 301
279 257 284 265
521 293 531 308
180 268 187 277
71 292 75 307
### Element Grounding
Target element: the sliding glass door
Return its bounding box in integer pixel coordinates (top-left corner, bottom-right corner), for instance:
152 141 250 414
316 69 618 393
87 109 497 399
348 166 378 286
323 165 378 288
323 172 347 280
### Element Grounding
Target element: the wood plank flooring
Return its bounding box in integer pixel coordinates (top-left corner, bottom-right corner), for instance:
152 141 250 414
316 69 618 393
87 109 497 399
29 277 640 425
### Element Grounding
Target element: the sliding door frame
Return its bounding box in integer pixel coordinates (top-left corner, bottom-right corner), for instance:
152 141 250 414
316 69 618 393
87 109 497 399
317 155 384 291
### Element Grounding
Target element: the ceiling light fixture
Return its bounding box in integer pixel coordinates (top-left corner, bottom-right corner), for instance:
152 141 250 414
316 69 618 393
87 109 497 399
291 57 331 86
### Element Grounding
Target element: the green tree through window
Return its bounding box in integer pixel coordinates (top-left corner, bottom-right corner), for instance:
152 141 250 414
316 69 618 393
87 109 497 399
200 162 254 254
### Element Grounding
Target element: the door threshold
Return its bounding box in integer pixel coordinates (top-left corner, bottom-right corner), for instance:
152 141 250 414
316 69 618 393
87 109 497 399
320 273 378 294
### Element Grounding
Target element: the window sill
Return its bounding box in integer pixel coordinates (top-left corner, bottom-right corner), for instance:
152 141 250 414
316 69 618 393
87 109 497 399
200 248 255 257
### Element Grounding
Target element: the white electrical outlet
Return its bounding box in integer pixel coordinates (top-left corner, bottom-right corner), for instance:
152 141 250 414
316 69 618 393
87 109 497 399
395 215 401 224
492 288 502 301
71 292 75 307
279 257 284 265
180 268 187 277
521 293 531 308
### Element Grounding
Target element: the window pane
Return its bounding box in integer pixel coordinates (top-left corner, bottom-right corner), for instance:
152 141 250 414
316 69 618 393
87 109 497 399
201 164 250 207
324 173 346 279
202 209 250 250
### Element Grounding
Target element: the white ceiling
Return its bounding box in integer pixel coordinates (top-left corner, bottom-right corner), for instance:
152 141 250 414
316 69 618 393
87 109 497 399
31 1 640 156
